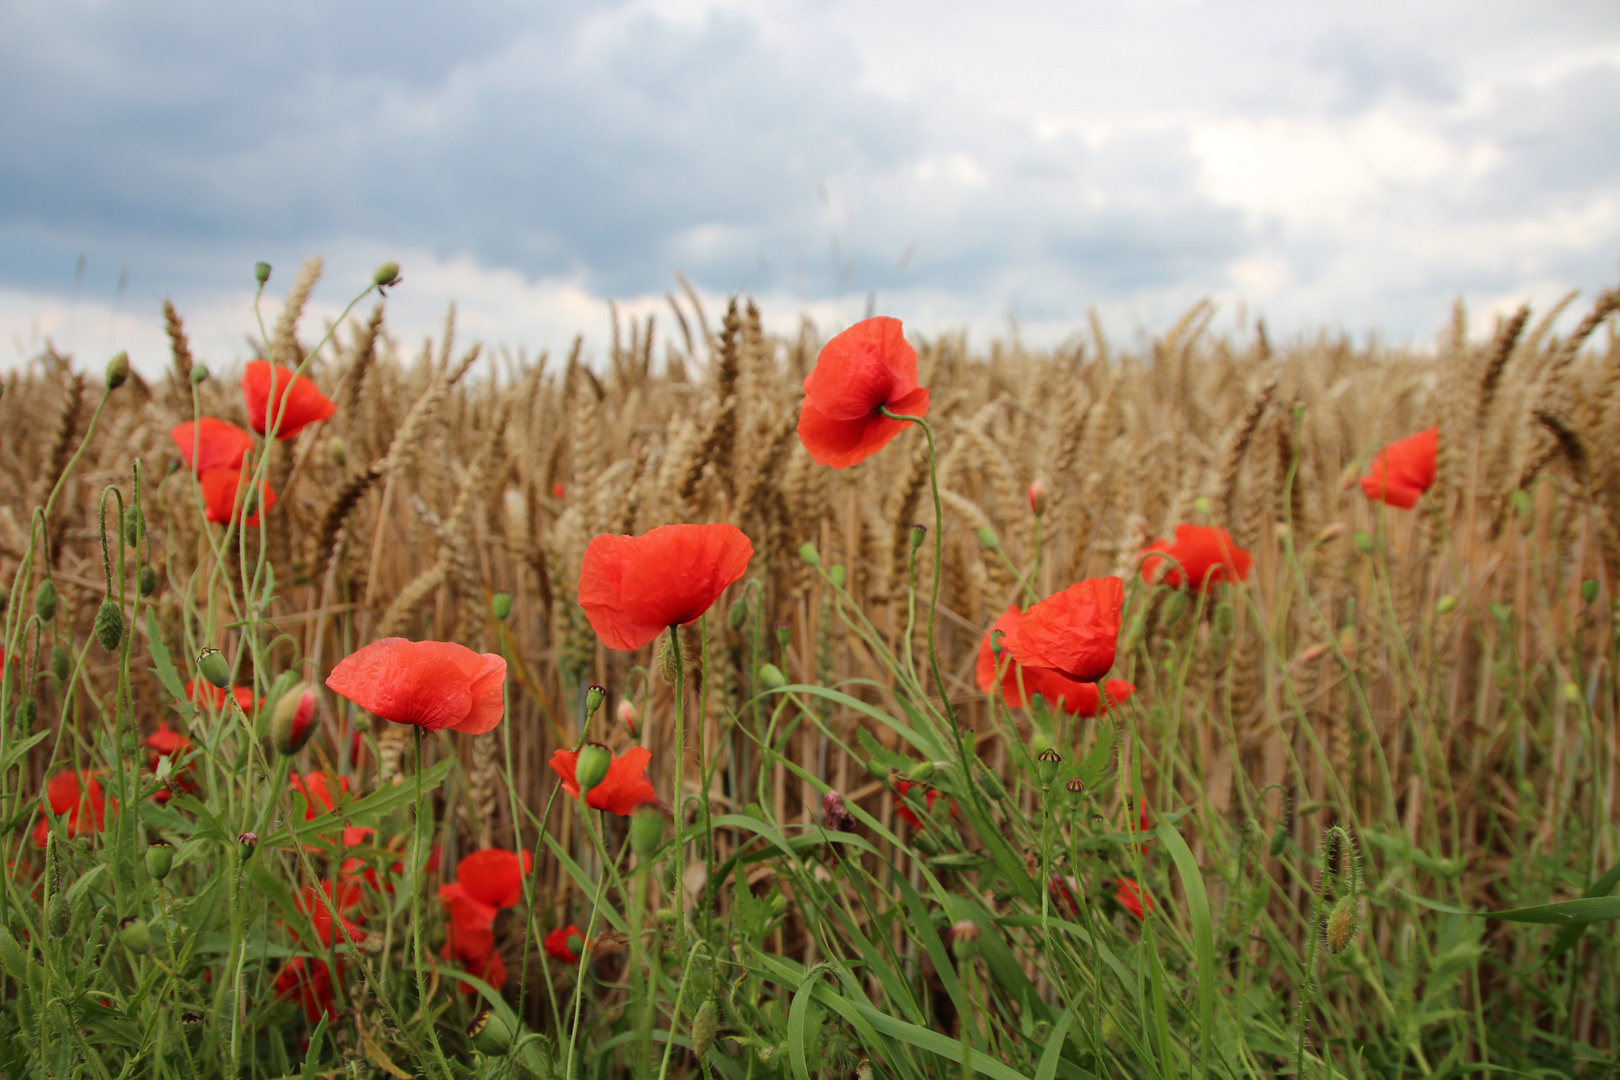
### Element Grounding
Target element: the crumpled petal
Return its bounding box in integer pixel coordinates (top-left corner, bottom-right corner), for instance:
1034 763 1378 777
170 418 253 474
325 638 506 733
797 317 930 468
1005 577 1124 682
242 360 337 439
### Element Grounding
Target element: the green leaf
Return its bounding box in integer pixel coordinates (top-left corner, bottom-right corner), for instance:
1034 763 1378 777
1544 865 1620 963
1484 894 1620 925
1033 1005 1076 1080
787 963 826 1080
262 759 455 848
144 609 193 722
1158 820 1215 1080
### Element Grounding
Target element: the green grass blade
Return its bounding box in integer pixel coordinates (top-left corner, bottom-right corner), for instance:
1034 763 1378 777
1159 820 1216 1080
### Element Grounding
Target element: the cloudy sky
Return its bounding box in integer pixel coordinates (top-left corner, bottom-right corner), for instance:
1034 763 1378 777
2 0 1617 372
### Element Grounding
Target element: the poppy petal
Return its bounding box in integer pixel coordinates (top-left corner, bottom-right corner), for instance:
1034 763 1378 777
1006 577 1125 682
170 418 254 474
243 361 337 439
326 638 507 733
455 848 533 910
578 524 754 652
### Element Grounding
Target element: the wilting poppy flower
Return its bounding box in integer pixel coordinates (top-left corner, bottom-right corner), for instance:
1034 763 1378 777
243 360 337 440
1359 426 1438 509
549 745 657 816
32 771 115 847
1005 577 1125 683
797 316 931 468
1140 525 1252 593
199 467 277 527
184 681 260 713
893 779 955 831
326 638 506 734
544 924 587 964
297 881 365 947
274 957 337 1023
976 605 1136 715
578 523 753 651
170 418 254 474
1114 877 1153 920
437 848 533 992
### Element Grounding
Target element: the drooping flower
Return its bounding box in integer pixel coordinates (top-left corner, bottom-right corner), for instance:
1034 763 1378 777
549 745 657 816
438 848 534 992
242 360 337 440
1004 577 1125 683
577 523 753 651
1139 524 1252 593
544 924 587 964
144 721 199 805
32 771 115 847
1114 877 1153 920
184 680 261 713
1359 426 1438 509
796 316 931 468
170 418 254 474
976 605 1136 715
274 957 336 1023
199 467 277 527
326 638 507 734
893 779 955 831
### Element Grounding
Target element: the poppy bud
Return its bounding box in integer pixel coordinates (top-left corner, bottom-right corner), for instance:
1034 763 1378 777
912 831 940 856
120 729 139 755
197 648 231 690
373 261 401 288
1027 479 1048 516
1324 895 1359 955
1214 602 1235 637
949 919 980 961
1034 747 1062 789
1065 776 1086 799
328 436 347 468
630 803 666 857
15 700 37 727
692 999 719 1057
976 527 1000 551
48 894 70 937
237 832 258 860
124 507 142 548
656 634 689 684
1160 590 1187 625
727 597 749 631
822 790 856 833
34 579 58 622
566 931 584 957
574 743 611 794
909 524 927 549
799 542 820 566
50 645 69 684
978 771 1005 800
272 683 318 755
828 564 846 588
105 352 129 391
1582 579 1599 604
467 1009 514 1055
1353 529 1373 554
190 364 209 384
989 629 1006 656
0 926 28 978
254 261 272 284
757 663 786 691
1435 594 1458 615
138 565 157 597
585 684 606 720
617 698 638 735
146 839 175 882
775 621 791 648
118 916 152 955
907 760 935 783
94 599 123 652
491 592 512 621
865 757 889 782
1563 681 1582 705
1193 496 1212 518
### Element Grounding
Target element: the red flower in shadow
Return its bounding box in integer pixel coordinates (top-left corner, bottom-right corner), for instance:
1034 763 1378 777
274 957 336 1023
1140 524 1252 593
199 467 277 526
325 638 506 734
578 523 754 651
242 360 336 440
32 771 115 848
976 605 1136 715
549 745 657 816
170 418 254 474
1360 426 1438 509
437 848 533 993
797 316 931 468
1005 577 1125 683
1114 877 1152 920
544 924 587 964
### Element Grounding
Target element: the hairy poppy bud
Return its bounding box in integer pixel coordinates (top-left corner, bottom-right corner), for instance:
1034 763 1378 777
15 700 37 727
146 839 175 882
823 790 856 833
656 633 688 684
1353 529 1373 554
1582 579 1599 604
828 564 846 588
189 363 209 384
1160 590 1187 625
138 565 157 597
1325 895 1359 954
976 527 1000 551
1034 747 1062 789
757 663 786 691
865 757 889 782
1435 594 1458 615
775 621 791 648
468 1008 513 1055
617 698 638 736
34 579 58 622
373 261 401 288
909 524 927 549
48 894 70 937
727 597 749 631
978 771 1005 800
118 916 152 955
105 352 129 390
491 592 512 621
328 436 347 468
574 743 611 794
237 832 258 860
254 261 271 284
630 803 666 857
1027 479 1048 516
272 683 318 755
1214 602 1235 637
1193 496 1213 518
949 919 980 961
95 599 123 652
50 645 69 685
907 760 935 783
798 542 820 566
1269 822 1289 857
912 831 940 856
692 999 719 1057
197 648 231 690
124 507 141 548
0 926 27 978
585 685 606 720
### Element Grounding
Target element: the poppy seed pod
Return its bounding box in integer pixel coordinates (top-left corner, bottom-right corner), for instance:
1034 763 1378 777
1034 747 1062 788
146 839 175 881
48 894 70 937
1027 479 1048 516
949 919 980 961
757 663 786 691
50 645 69 684
237 832 258 860
373 261 401 288
1065 776 1086 798
585 684 606 720
692 1000 719 1057
35 579 58 622
467 1009 514 1055
118 916 152 955
190 363 209 384
491 592 512 621
727 597 749 631
0 926 27 978
105 352 129 390
254 261 271 284
139 565 157 597
909 524 927 549
196 648 231 690
775 621 791 648
798 542 820 566
976 526 1000 551
94 600 123 652
630 803 666 857
573 743 612 794
272 683 318 755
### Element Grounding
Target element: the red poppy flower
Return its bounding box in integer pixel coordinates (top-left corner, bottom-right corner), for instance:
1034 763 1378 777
170 418 254 474
184 681 261 713
1004 577 1125 683
242 360 337 440
325 638 507 734
1139 524 1252 593
1114 877 1152 920
544 924 587 964
796 317 930 468
199 467 278 527
290 771 348 819
274 957 337 1023
549 745 657 816
32 771 115 848
144 721 199 805
297 881 365 947
437 848 533 992
893 779 955 830
1359 425 1438 509
577 523 754 651
976 605 1136 715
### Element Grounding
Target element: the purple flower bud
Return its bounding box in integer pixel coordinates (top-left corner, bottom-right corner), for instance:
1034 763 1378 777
823 790 856 833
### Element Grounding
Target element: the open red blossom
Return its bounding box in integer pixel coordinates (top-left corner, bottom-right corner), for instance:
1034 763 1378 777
169 418 254 475
1360 425 1438 509
578 523 753 651
549 745 657 816
976 606 1136 715
326 638 506 734
1140 524 1252 593
544 924 587 964
199 467 277 526
1005 577 1125 683
32 771 115 847
893 779 955 831
797 317 930 468
184 681 261 713
243 360 337 439
1114 877 1153 920
274 957 337 1023
437 848 534 992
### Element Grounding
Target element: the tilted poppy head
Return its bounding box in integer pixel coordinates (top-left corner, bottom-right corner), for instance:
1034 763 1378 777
199 467 277 526
454 848 533 910
438 883 498 942
274 957 337 1023
325 638 506 734
1005 577 1125 682
549 745 658 816
1114 877 1153 920
1139 524 1252 594
290 771 350 820
577 523 754 651
242 360 337 439
1359 425 1438 509
544 924 586 964
170 418 254 475
797 316 931 468
33 771 114 847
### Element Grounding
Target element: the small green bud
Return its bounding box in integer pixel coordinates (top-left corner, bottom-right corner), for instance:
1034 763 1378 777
1269 822 1289 858
118 916 152 955
1325 895 1359 955
1435 594 1458 615
0 926 28 978
909 524 926 549
271 683 318 755
189 363 209 384
977 771 1005 800
139 565 157 596
467 1009 514 1056
574 743 611 794
196 648 231 690
566 932 584 957
775 621 791 648
124 506 141 548
15 700 37 727
1353 529 1373 554
1582 579 1599 604
1193 496 1213 517
1214 602 1236 637
976 526 1000 551
486 591 511 621
757 663 786 691
1563 681 1582 705
828 564 846 588
254 261 271 284
585 684 606 719
692 1000 719 1057
146 839 175 882
949 919 980 962
630 804 666 858
94 599 124 652
34 580 58 622
120 729 138 755
50 645 69 685
798 542 820 566
1034 747 1062 789
724 597 747 632
328 436 347 468
912 831 940 856
907 760 935 783
105 351 129 390
865 757 889 782
47 894 71 937
1510 488 1534 532
373 261 401 288
1161 590 1187 625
